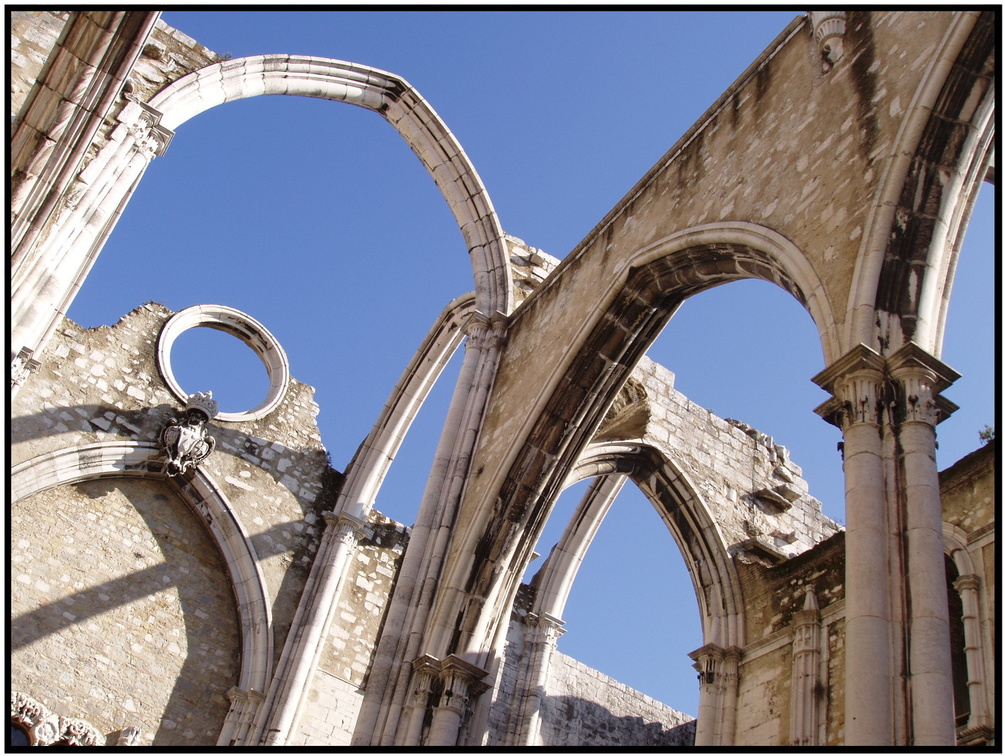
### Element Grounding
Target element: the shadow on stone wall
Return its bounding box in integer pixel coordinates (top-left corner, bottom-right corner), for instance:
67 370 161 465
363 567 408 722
540 694 696 747
11 479 239 746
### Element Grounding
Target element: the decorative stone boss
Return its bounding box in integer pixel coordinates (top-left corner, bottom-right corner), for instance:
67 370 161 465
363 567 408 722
160 391 219 476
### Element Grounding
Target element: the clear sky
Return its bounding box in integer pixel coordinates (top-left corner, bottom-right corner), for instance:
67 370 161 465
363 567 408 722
66 10 996 719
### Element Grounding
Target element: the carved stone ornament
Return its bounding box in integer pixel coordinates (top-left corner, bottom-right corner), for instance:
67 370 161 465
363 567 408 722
10 690 105 746
160 391 219 476
809 11 847 72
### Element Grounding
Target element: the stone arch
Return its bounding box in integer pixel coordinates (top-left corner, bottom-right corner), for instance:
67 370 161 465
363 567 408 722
530 442 742 648
10 441 273 696
441 222 828 661
337 292 476 522
146 55 512 317
10 54 513 381
849 10 995 354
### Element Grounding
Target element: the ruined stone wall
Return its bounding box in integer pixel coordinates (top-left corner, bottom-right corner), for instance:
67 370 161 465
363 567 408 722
10 303 336 744
9 10 70 120
539 653 695 746
733 532 846 746
11 479 240 746
631 357 839 558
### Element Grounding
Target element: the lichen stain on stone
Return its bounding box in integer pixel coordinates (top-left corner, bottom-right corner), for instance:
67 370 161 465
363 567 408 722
846 11 880 161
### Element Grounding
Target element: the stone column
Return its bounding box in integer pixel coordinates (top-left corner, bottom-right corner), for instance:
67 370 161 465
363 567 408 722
718 647 742 746
512 612 565 746
953 574 990 733
813 345 891 746
395 655 441 746
689 644 723 746
425 655 489 747
359 313 506 747
11 99 172 400
790 586 822 746
219 687 265 746
888 343 958 746
256 512 368 745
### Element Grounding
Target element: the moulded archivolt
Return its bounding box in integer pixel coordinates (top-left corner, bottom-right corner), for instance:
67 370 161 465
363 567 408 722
157 304 290 423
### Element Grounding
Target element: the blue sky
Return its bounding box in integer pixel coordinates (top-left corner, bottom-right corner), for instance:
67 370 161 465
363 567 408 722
66 10 996 719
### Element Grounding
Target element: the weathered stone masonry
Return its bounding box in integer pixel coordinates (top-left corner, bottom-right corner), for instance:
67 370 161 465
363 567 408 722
10 9 996 748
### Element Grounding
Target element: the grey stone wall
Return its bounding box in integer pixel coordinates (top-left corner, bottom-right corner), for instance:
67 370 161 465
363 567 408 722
540 653 695 746
11 478 240 746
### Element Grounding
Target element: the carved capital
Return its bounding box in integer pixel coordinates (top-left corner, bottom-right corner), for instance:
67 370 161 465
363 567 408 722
953 573 980 594
323 511 369 545
11 346 42 391
464 312 508 351
886 342 960 426
812 344 886 429
438 655 490 714
118 100 174 158
525 611 566 645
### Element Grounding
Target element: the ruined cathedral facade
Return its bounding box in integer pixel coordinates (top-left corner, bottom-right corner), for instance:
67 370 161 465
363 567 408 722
10 10 996 748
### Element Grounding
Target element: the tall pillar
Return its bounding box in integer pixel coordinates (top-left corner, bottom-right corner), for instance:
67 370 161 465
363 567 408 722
689 643 740 746
219 687 265 746
888 343 959 746
397 655 440 746
953 574 991 736
813 345 891 745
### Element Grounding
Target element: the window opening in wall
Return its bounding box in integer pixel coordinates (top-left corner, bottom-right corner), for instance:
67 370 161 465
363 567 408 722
945 555 970 728
650 278 842 521
64 93 471 527
170 326 269 415
529 479 704 719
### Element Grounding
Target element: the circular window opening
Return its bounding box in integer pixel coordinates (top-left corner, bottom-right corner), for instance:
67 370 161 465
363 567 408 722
157 304 290 423
170 326 271 415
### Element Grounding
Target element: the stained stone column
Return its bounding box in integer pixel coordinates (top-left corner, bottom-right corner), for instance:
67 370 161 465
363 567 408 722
219 687 265 746
425 655 489 747
888 343 959 747
513 612 566 746
397 655 440 746
718 647 742 745
790 586 822 746
813 345 891 746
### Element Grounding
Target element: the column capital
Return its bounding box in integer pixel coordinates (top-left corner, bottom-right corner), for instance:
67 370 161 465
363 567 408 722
526 611 566 642
812 344 886 428
886 342 960 426
464 311 508 351
323 511 369 544
953 573 980 593
117 99 174 158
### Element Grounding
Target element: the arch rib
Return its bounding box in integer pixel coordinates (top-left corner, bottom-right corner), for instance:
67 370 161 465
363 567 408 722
149 56 512 317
